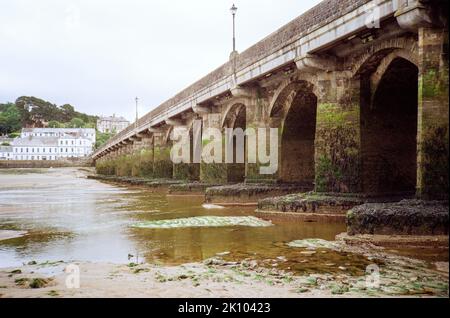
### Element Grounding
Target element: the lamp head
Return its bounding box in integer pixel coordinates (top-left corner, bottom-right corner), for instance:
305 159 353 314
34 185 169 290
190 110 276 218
230 4 237 15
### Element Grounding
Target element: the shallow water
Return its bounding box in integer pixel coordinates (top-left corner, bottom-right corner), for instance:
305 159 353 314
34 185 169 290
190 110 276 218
1 168 448 297
0 168 351 269
1 167 443 279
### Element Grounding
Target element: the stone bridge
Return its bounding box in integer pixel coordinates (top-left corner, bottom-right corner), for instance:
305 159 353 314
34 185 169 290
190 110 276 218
92 0 448 201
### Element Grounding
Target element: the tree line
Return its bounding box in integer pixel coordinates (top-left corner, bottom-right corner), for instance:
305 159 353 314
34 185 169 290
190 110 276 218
0 96 97 136
0 96 117 149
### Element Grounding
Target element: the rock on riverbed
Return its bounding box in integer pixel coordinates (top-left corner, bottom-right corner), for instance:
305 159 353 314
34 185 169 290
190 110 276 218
347 200 449 235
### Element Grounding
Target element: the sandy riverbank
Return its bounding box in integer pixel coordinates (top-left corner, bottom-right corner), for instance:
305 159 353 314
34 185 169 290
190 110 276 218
0 242 448 298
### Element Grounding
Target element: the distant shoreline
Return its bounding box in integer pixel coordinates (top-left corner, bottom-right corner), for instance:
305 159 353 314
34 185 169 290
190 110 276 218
0 160 93 169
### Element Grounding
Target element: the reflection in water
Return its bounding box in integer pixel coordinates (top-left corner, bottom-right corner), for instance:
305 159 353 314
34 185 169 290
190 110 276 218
1 168 358 272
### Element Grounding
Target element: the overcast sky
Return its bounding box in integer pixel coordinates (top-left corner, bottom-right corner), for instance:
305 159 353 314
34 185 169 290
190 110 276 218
0 0 321 122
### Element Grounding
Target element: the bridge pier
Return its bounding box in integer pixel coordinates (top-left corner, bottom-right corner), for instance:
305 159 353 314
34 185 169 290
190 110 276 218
314 71 361 194
138 134 154 178
152 128 173 179
199 112 228 184
416 26 449 200
170 117 201 181
115 141 133 177
233 87 278 184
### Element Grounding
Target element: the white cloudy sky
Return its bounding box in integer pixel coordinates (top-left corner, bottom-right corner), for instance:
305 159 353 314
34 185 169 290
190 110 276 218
0 0 321 121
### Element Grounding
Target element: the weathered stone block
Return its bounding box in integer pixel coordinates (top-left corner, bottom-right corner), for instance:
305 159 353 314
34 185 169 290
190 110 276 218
173 163 200 181
153 146 172 178
347 200 449 235
315 102 360 193
206 183 309 205
200 162 227 184
258 192 366 215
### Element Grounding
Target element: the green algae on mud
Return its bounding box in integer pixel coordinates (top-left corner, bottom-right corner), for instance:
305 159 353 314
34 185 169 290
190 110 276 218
287 238 339 250
283 238 449 297
131 216 273 229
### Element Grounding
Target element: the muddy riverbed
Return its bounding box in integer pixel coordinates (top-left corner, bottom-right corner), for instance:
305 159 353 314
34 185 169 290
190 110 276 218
0 168 448 298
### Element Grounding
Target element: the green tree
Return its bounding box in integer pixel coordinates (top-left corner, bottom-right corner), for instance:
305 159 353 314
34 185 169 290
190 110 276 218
0 103 21 135
8 132 20 138
48 120 62 128
60 104 76 122
68 117 85 128
83 122 95 128
13 96 97 127
95 131 114 149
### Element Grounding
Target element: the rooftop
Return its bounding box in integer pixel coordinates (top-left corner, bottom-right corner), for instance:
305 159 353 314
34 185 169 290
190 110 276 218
0 146 12 152
98 116 129 122
12 136 59 147
22 128 95 133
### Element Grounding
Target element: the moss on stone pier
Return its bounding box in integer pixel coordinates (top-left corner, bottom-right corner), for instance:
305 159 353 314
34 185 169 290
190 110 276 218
314 103 360 193
347 200 449 236
257 192 367 215
200 162 227 184
205 183 311 204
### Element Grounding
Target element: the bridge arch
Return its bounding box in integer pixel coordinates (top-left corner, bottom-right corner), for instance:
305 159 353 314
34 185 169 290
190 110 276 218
222 102 247 182
270 79 317 185
350 36 418 78
222 102 246 129
358 52 419 196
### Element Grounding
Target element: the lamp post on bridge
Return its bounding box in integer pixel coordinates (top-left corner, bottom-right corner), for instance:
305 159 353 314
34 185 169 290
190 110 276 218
135 97 139 127
230 4 238 54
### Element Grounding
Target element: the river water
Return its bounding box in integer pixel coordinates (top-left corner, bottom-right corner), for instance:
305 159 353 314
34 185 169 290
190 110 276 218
0 167 444 277
0 168 349 268
1 168 448 298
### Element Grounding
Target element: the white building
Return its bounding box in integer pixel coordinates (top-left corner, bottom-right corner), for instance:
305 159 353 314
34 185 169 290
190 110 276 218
7 128 96 161
97 115 129 133
0 146 13 160
21 128 96 144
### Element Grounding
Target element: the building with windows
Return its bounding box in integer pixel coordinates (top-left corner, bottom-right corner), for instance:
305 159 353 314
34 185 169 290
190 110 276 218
4 128 96 161
97 115 129 133
0 146 13 160
21 128 96 144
